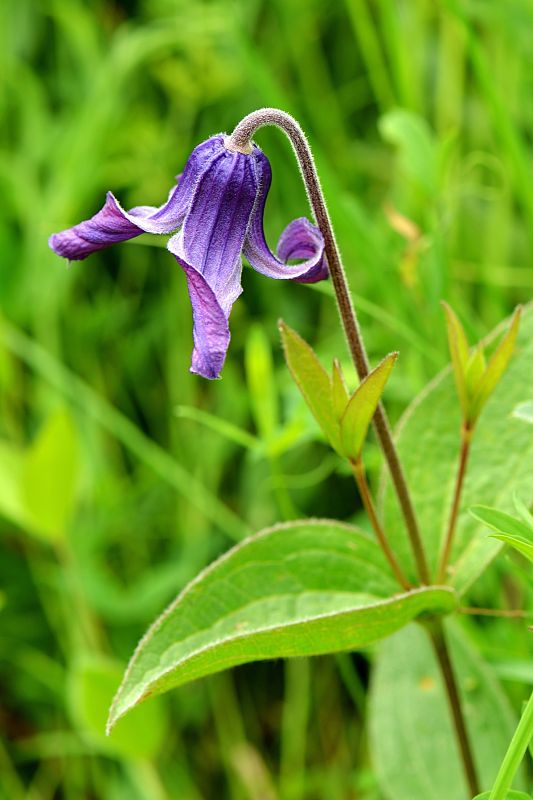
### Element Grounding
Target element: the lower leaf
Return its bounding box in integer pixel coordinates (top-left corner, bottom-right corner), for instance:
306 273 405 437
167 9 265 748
108 520 455 731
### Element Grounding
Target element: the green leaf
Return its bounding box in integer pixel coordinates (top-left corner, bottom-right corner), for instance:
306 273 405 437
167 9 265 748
469 506 533 540
279 321 341 453
380 305 533 590
464 345 486 403
471 306 522 421
490 534 533 564
469 506 533 563
21 408 80 541
331 358 349 422
442 302 470 418
340 353 398 461
108 520 456 731
69 656 167 759
369 623 525 800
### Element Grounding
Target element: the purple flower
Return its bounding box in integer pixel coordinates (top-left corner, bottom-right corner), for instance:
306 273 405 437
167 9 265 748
49 135 328 378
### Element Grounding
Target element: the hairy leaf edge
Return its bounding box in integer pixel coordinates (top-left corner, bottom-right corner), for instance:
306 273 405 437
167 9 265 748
107 518 456 732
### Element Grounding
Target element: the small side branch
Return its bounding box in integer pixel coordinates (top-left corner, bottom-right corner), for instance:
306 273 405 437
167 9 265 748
351 459 412 591
437 424 472 583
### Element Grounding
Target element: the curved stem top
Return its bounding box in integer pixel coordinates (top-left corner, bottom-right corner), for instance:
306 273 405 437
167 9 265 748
227 108 430 585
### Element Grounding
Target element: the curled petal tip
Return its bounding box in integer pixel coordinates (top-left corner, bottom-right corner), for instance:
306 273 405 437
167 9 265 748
169 241 231 380
243 152 328 284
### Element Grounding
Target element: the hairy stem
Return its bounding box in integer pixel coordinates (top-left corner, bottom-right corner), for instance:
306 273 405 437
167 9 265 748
351 459 412 590
427 620 480 796
228 108 430 584
489 688 533 800
437 424 472 583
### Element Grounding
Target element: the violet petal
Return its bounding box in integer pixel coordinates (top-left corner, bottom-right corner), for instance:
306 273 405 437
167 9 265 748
177 145 258 316
48 135 222 261
243 149 328 284
170 247 232 379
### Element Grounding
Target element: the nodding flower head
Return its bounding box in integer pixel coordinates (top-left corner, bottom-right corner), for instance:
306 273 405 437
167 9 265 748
49 134 328 378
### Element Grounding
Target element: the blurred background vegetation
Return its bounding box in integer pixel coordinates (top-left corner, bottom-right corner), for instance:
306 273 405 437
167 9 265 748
0 0 531 798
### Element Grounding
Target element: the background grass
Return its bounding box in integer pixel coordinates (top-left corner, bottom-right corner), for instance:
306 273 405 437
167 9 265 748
0 1 531 798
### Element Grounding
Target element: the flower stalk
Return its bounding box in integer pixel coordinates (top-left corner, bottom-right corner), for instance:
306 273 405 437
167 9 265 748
351 458 411 591
437 303 521 584
437 423 473 584
228 108 430 585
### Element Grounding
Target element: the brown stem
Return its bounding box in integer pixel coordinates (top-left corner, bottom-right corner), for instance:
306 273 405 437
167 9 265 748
228 108 430 585
351 459 412 591
427 621 480 796
437 424 472 583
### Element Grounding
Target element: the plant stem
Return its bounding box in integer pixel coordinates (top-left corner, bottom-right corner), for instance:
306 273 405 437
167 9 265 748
437 423 472 583
351 459 412 590
228 108 430 585
489 688 533 800
427 620 480 797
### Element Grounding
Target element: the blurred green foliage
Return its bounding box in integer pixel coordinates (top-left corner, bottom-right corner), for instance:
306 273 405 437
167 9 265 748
0 0 531 798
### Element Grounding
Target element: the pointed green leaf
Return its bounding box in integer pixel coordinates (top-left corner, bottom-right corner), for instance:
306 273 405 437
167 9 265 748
108 520 456 731
469 504 533 561
471 306 522 421
490 533 533 564
22 408 80 542
469 506 533 540
331 359 349 422
279 321 341 453
442 302 470 418
340 353 398 461
464 345 486 403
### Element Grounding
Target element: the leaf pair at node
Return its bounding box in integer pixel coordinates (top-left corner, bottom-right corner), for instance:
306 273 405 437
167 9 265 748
442 303 522 429
279 321 397 463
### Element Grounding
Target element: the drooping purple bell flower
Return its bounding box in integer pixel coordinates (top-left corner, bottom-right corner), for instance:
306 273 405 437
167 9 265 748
49 135 328 378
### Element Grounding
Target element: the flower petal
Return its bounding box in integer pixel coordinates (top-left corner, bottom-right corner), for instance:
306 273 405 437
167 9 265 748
170 246 234 379
243 150 328 283
167 145 259 377
177 145 258 315
48 136 222 261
